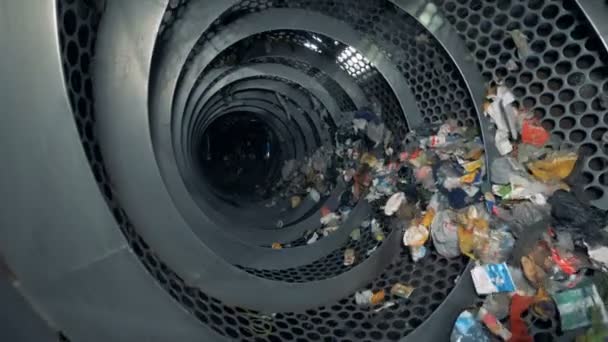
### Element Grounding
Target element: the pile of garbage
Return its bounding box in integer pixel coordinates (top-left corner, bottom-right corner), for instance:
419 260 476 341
445 83 608 341
341 85 608 340
272 145 337 208
266 88 608 339
274 107 395 248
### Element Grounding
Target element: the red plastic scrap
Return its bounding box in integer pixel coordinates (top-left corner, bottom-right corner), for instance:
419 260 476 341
509 294 534 342
521 119 550 147
550 248 579 275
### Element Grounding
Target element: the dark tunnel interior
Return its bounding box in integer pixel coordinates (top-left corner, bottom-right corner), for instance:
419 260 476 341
198 112 281 202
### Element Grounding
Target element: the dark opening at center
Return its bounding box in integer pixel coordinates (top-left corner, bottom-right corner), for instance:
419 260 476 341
197 112 283 202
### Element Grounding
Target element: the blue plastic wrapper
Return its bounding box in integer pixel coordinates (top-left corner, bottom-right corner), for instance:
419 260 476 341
450 310 490 342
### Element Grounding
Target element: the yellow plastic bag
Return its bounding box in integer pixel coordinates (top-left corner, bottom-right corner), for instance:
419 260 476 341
460 171 478 184
360 152 379 168
463 159 484 173
458 225 476 259
421 209 435 228
528 152 577 182
457 206 489 259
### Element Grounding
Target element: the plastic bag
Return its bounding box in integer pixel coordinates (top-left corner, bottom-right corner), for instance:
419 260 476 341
366 122 386 146
490 157 526 185
509 294 534 342
492 174 549 200
548 190 608 243
396 201 417 221
308 188 321 202
495 201 551 238
431 210 461 258
410 246 427 262
521 118 550 147
528 151 577 182
495 129 513 155
511 30 530 59
553 285 608 331
403 224 429 247
450 310 491 342
457 205 489 259
517 143 549 164
478 228 515 264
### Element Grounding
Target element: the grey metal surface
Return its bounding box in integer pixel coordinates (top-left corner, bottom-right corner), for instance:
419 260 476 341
576 0 608 54
0 276 58 342
0 1 223 341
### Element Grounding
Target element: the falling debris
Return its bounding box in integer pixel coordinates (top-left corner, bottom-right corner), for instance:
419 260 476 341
390 283 415 300
511 30 530 59
355 289 385 306
506 58 520 71
343 248 356 266
384 192 405 216
290 196 302 208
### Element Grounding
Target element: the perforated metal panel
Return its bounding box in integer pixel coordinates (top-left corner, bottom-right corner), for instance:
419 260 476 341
436 0 608 206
